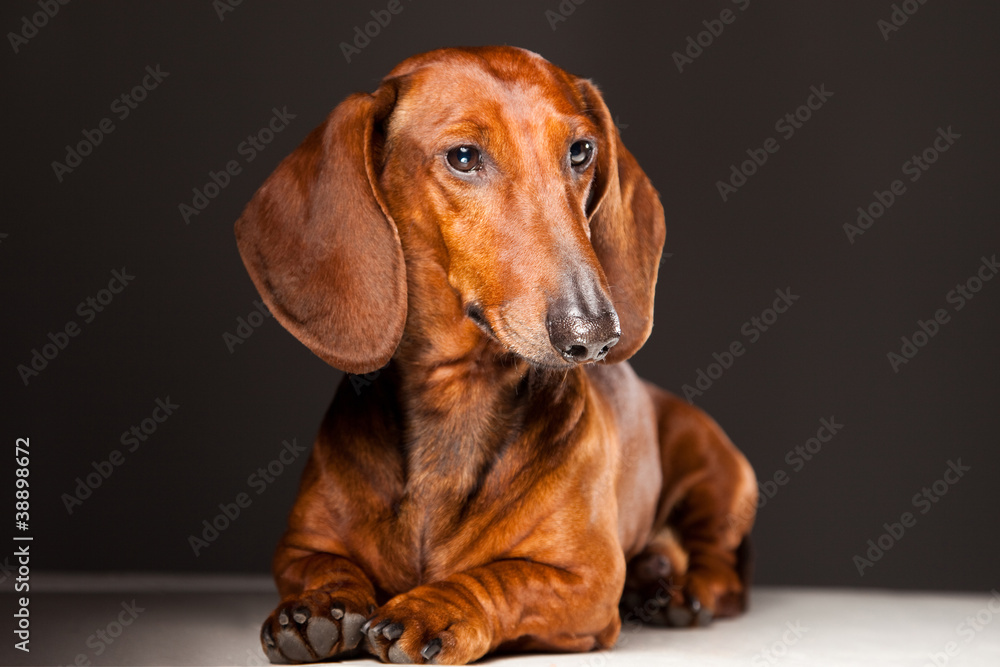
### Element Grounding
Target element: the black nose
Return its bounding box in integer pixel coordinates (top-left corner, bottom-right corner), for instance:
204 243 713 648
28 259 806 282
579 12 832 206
547 310 621 363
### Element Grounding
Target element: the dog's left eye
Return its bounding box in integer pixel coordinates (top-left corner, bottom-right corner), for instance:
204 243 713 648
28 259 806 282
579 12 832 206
447 146 482 172
569 140 594 171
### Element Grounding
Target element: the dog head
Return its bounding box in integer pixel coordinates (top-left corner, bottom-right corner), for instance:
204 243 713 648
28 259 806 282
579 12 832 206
235 46 665 374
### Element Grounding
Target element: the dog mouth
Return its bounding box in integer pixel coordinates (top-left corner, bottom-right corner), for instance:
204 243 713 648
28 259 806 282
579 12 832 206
465 304 495 339
465 303 576 369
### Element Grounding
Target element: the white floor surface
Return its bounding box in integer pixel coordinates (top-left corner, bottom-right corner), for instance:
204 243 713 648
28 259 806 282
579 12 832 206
2 574 998 666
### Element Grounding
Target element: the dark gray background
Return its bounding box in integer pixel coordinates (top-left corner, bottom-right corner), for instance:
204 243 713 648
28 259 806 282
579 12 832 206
2 0 997 592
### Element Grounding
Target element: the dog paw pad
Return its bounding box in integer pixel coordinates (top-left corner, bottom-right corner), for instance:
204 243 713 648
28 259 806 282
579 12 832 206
305 616 339 656
276 628 313 663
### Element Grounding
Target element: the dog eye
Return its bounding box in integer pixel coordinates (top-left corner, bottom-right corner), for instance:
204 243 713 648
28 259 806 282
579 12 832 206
447 146 481 172
569 140 594 170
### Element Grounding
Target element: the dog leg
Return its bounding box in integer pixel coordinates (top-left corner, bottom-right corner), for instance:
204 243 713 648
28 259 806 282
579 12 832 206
362 557 623 665
641 386 758 627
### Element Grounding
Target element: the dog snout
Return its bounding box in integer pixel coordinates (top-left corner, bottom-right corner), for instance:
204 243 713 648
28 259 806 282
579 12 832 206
547 293 621 364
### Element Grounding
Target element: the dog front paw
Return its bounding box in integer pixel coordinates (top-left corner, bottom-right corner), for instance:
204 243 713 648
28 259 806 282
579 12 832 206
261 589 373 663
362 592 490 665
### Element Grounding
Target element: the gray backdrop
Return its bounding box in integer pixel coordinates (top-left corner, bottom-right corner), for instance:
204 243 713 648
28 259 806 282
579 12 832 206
2 0 997 592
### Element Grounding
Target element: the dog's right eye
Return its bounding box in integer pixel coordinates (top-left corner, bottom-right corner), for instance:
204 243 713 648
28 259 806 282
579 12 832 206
569 140 594 171
447 146 482 173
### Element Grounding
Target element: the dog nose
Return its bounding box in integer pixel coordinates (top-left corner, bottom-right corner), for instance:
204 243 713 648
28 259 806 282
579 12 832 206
547 310 621 363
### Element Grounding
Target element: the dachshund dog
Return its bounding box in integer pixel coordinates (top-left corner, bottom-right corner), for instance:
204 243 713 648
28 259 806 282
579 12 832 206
235 46 756 665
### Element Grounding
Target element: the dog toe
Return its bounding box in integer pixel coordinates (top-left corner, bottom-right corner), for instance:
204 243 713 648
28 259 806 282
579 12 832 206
387 643 413 664
341 611 367 650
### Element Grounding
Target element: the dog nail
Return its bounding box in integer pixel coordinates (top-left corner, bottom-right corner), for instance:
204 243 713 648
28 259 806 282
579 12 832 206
292 606 310 624
383 622 404 640
421 638 443 661
369 620 389 639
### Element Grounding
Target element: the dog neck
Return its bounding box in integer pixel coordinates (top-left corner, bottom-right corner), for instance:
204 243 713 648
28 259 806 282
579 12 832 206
387 247 579 503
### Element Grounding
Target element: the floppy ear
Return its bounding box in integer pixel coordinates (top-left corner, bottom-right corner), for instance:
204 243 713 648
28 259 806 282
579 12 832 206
234 82 406 374
579 79 667 363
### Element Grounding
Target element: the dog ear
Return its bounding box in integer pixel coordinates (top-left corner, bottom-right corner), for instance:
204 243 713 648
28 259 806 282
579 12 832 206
235 81 406 374
578 78 666 363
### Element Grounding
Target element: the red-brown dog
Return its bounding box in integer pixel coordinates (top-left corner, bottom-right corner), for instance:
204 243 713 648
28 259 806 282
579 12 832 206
235 46 756 665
